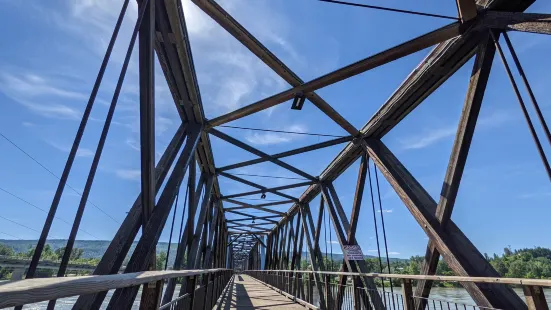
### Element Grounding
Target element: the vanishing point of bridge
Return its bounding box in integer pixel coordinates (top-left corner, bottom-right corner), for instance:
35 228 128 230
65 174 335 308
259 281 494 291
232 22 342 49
0 0 550 309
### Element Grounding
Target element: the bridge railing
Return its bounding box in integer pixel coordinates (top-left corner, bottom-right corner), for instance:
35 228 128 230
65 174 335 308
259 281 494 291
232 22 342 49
244 270 551 310
0 268 232 309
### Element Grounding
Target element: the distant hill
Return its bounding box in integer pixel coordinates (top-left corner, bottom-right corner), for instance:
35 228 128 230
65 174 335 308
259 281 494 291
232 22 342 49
0 239 180 265
300 252 407 263
0 239 406 265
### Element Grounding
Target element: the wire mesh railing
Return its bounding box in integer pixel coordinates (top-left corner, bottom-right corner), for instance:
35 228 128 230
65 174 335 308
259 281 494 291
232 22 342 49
244 270 551 310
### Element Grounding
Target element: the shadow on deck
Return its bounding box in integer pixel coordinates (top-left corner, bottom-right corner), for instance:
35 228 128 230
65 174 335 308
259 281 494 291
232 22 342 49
216 274 304 309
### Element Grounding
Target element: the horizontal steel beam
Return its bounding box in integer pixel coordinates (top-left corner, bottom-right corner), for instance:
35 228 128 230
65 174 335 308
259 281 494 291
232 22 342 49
192 0 359 135
210 128 316 181
223 199 294 209
224 205 286 216
218 171 299 201
481 11 551 35
218 136 353 172
208 22 460 127
221 181 312 199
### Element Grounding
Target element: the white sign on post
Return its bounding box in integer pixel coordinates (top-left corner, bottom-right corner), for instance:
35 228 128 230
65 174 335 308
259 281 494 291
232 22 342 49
343 245 364 260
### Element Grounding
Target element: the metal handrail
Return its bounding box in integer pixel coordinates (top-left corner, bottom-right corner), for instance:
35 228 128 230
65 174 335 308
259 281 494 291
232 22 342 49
0 268 230 308
244 270 551 287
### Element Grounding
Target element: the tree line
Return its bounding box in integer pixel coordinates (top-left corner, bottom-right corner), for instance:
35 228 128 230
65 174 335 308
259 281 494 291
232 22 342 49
299 246 551 287
2 243 550 283
0 243 170 279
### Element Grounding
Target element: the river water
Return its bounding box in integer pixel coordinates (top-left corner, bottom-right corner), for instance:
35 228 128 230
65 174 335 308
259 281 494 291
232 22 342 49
15 285 551 309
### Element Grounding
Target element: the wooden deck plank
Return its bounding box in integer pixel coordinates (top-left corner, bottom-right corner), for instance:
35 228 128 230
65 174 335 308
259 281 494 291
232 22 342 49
217 274 305 309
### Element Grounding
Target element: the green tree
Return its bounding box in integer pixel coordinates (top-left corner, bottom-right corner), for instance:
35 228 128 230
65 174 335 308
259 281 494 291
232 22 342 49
0 243 15 256
55 247 84 261
157 251 167 270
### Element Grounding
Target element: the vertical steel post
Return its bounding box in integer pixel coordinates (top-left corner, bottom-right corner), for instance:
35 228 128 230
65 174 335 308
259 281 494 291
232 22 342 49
138 0 158 308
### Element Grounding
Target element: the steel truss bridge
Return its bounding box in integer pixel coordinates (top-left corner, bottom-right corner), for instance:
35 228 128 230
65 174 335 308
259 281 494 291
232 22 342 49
0 0 550 309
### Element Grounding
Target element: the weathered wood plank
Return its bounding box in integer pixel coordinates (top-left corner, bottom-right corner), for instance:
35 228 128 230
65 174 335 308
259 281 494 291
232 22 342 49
0 269 227 309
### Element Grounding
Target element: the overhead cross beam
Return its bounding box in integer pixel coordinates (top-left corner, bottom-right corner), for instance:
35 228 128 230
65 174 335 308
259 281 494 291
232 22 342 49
221 181 312 200
210 128 316 181
207 22 460 127
218 136 353 172
218 171 299 201
223 199 293 209
192 0 359 136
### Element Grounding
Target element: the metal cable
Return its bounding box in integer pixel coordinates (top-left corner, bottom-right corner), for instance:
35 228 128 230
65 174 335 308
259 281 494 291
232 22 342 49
165 179 182 270
318 0 459 20
0 215 41 235
177 182 190 245
0 187 98 240
48 1 150 302
490 31 551 182
328 208 334 272
219 125 346 138
502 32 551 147
366 157 387 308
373 162 396 309
0 132 121 224
323 204 328 270
0 231 22 240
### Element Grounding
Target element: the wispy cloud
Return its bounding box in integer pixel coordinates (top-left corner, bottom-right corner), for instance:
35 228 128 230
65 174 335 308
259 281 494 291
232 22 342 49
115 169 141 181
47 141 94 157
377 209 393 213
181 0 296 115
22 122 35 127
367 249 400 255
0 71 85 120
244 124 307 145
126 138 140 152
400 127 456 150
399 109 515 150
326 240 339 244
517 191 551 199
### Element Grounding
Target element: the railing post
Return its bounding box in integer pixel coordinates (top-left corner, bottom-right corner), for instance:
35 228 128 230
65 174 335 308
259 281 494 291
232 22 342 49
402 278 414 310
324 273 333 309
211 272 218 309
523 285 549 310
287 271 291 293
353 276 361 310
308 273 314 304
184 275 197 310
203 272 212 310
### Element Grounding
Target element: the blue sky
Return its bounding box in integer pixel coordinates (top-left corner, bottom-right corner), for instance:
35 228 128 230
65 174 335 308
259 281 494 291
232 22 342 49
0 0 550 259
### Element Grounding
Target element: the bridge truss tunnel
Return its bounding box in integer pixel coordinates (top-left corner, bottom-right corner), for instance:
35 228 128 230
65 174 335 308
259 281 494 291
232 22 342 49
4 0 551 309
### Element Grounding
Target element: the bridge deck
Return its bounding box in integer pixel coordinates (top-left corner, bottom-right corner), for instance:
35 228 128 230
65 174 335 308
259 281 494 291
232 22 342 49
218 274 305 309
